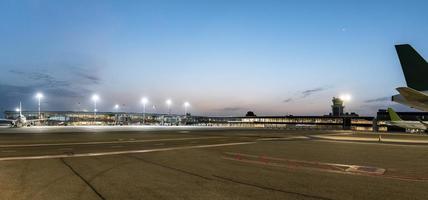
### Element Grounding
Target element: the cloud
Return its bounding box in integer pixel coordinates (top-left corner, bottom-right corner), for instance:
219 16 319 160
283 98 293 103
364 97 390 103
2 64 100 111
0 83 94 112
220 107 245 111
9 70 70 87
0 83 89 99
0 84 34 97
301 87 327 98
70 67 101 85
282 86 330 104
8 64 101 87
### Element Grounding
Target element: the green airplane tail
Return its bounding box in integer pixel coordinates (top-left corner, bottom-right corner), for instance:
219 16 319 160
387 108 402 121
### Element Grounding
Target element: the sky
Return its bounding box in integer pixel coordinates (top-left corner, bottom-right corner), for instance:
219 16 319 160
0 0 427 117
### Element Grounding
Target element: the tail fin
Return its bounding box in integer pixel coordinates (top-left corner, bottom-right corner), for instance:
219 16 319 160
387 108 402 121
395 44 428 91
19 102 22 116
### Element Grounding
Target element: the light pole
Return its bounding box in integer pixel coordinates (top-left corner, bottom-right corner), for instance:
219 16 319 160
35 92 43 119
184 102 190 116
166 99 172 115
92 94 99 125
114 104 119 125
141 97 148 124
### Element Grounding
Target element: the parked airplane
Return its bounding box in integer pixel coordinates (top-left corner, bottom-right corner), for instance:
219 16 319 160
0 102 45 127
392 44 428 111
386 108 427 132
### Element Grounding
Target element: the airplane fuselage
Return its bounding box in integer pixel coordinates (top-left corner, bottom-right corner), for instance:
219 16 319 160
386 120 427 131
10 115 29 128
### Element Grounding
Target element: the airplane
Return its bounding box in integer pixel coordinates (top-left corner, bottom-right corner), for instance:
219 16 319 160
385 108 428 133
391 44 428 111
0 102 45 128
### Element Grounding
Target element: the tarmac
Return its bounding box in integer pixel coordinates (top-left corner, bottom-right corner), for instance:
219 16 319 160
0 126 427 200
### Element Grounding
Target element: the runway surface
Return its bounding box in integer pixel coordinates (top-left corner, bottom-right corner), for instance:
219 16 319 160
0 126 427 200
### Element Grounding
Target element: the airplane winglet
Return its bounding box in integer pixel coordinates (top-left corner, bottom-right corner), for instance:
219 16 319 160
396 87 428 102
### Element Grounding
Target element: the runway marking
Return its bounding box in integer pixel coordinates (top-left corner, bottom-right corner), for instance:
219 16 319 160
222 152 428 182
1 150 17 153
312 137 428 147
223 152 386 176
178 131 190 133
313 135 428 144
58 148 73 151
223 152 386 175
256 136 309 141
0 136 228 148
0 142 256 161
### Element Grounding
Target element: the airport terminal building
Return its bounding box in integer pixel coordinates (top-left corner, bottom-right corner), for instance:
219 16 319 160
4 98 428 132
3 110 375 131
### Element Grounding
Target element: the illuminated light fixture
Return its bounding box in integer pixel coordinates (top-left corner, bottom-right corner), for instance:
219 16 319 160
339 94 352 102
141 97 149 105
141 97 149 124
92 94 99 102
166 99 172 115
184 102 190 115
35 92 44 119
91 94 99 124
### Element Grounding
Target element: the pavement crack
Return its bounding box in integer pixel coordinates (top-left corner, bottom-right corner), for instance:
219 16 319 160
212 175 333 200
129 155 213 181
60 158 106 200
87 160 135 183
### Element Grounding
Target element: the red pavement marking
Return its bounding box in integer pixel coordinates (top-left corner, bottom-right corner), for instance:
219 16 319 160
221 152 428 182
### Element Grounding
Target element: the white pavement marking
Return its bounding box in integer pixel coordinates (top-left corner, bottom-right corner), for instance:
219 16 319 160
58 148 73 151
314 139 428 147
0 142 256 161
256 136 309 141
1 150 17 153
314 135 428 144
179 131 190 133
0 136 228 148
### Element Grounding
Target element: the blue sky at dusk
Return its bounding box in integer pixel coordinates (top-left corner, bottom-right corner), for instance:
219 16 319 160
1 0 427 116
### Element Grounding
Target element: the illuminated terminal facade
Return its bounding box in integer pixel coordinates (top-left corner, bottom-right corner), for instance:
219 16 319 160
3 110 375 131
6 97 424 132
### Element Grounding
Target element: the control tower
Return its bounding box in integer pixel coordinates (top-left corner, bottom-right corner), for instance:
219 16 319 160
331 97 344 116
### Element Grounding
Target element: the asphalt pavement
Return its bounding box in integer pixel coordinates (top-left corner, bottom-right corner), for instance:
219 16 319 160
0 126 427 200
